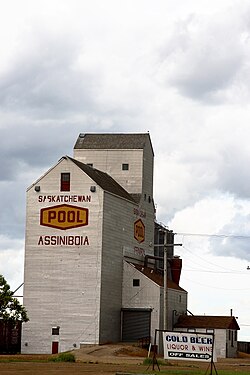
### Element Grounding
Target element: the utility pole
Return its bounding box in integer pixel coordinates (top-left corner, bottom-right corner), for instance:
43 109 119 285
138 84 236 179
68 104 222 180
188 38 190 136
163 240 168 331
163 234 182 331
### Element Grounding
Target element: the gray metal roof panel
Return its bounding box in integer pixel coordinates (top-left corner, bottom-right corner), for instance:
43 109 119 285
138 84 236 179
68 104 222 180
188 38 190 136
74 133 153 152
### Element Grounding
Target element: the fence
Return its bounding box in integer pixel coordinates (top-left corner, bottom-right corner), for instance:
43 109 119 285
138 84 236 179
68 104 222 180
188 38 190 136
238 341 250 354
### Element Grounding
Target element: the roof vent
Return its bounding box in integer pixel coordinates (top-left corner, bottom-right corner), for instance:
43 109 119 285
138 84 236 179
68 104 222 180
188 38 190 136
79 133 85 138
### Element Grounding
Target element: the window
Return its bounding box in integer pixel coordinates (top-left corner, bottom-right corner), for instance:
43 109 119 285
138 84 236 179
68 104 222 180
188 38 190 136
206 329 214 333
133 279 140 287
122 163 129 170
61 173 70 191
230 330 234 347
52 327 60 335
87 163 93 167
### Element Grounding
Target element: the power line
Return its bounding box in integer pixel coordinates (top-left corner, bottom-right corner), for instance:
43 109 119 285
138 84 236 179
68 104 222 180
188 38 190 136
176 232 250 239
183 276 250 291
181 245 245 273
183 268 246 274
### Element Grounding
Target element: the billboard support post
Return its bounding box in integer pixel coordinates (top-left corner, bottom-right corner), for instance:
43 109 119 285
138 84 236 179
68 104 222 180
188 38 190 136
152 329 160 371
205 333 218 375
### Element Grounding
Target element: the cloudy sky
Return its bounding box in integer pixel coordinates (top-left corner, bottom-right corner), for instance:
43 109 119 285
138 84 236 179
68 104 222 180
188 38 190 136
1 0 250 340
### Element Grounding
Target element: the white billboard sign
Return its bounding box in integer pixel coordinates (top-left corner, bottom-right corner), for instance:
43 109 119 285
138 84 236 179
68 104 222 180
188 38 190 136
162 331 216 362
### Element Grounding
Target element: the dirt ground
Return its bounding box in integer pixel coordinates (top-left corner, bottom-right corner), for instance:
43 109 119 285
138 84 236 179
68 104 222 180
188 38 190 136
0 344 250 374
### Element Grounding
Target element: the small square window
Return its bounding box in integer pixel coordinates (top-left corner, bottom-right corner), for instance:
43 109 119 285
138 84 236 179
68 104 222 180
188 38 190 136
206 329 214 333
122 163 129 170
61 173 70 191
133 279 140 287
52 327 60 335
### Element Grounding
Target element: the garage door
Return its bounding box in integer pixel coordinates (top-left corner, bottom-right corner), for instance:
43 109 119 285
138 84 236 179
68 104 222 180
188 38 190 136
122 308 151 342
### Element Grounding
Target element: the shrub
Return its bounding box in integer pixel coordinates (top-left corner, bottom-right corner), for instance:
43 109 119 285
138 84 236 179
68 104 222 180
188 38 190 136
49 352 75 362
143 357 173 366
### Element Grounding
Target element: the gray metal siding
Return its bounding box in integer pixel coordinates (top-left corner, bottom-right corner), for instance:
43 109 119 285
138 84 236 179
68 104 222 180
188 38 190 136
99 193 136 343
142 136 154 198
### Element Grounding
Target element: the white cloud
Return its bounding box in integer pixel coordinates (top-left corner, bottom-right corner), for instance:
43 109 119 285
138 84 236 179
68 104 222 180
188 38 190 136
168 194 250 260
0 235 24 291
168 194 236 233
157 5 250 103
1 0 250 339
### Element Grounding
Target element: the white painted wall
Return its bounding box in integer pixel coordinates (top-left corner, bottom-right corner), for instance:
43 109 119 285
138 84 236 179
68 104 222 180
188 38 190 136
74 135 154 199
22 134 158 353
22 158 103 353
74 149 144 194
123 262 188 348
122 262 161 343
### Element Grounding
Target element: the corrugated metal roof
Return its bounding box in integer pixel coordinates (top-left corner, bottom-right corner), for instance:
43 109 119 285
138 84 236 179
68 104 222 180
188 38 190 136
66 156 135 203
74 133 153 152
128 262 187 292
174 315 240 330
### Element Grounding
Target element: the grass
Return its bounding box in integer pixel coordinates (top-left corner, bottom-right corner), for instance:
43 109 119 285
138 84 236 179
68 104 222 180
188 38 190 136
49 352 75 362
0 358 48 363
142 357 250 375
143 357 174 366
0 351 75 363
142 370 250 375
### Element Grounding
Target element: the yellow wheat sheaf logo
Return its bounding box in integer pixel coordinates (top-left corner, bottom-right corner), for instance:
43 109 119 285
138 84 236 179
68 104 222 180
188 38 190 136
40 204 88 230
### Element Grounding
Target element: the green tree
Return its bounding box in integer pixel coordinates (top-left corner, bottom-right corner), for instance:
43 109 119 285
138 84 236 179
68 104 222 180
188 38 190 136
0 275 28 322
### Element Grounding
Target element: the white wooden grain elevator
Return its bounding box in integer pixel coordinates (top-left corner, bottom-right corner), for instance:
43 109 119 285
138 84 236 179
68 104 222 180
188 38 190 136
22 133 187 354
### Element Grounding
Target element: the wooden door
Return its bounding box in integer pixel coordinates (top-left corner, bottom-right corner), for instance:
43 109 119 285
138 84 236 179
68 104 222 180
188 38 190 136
52 341 59 354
